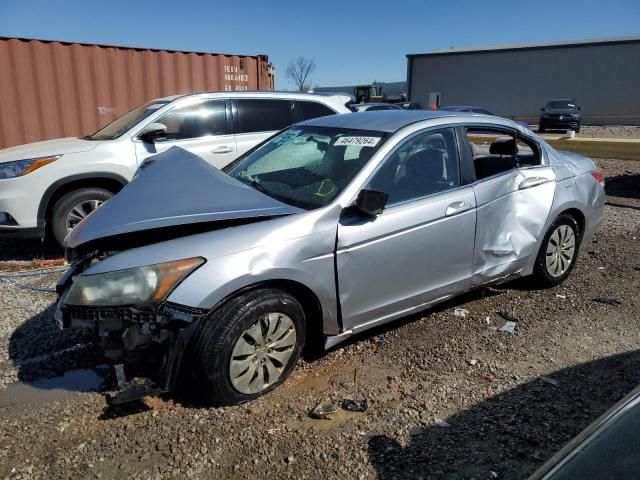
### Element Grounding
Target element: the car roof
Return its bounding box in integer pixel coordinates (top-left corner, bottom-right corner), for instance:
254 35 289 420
154 90 350 102
301 110 484 133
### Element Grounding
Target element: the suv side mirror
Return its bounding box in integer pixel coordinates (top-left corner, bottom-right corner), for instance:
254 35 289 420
540 107 545 112
355 189 388 216
139 123 168 143
578 106 581 111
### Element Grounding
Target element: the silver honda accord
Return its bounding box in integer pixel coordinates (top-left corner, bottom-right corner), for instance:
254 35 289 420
56 111 605 405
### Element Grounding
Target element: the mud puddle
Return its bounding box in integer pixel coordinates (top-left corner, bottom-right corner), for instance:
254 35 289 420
0 366 110 417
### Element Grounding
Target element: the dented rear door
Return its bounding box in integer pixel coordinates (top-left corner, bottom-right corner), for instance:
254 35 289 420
471 165 556 285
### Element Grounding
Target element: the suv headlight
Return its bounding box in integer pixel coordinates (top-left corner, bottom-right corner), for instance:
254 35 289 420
0 155 61 179
65 257 204 307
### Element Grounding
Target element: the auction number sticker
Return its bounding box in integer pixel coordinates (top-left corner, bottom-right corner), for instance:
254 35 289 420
334 136 381 147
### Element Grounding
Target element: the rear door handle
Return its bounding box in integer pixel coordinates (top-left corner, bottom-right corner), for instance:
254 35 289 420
212 145 233 154
445 201 470 217
518 176 549 190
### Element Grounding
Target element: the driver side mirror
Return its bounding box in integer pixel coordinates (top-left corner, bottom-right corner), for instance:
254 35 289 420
139 122 168 143
355 189 389 216
540 107 545 112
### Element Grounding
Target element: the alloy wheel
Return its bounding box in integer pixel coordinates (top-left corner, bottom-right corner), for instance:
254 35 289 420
545 225 576 277
65 199 104 233
229 312 297 394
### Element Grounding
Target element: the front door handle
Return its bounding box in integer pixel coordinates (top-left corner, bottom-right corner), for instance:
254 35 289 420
518 176 549 190
212 145 233 154
445 201 470 217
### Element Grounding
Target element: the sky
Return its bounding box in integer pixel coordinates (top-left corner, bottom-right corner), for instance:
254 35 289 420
1 0 639 89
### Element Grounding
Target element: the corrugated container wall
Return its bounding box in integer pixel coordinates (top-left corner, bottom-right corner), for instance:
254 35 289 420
0 37 274 148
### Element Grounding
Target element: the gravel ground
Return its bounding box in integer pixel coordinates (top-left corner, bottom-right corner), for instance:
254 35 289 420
576 125 640 139
532 125 640 139
0 158 639 480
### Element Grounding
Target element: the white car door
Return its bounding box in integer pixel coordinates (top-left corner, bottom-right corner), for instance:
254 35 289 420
134 99 238 169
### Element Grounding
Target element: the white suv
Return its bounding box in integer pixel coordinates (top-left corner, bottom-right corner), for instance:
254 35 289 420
0 91 351 246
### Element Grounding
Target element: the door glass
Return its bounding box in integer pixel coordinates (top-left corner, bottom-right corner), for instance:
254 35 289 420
515 137 541 167
366 128 460 205
298 101 336 120
464 127 517 180
155 100 227 141
236 99 293 134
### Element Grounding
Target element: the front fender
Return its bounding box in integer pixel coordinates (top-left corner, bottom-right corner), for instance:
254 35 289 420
168 243 340 335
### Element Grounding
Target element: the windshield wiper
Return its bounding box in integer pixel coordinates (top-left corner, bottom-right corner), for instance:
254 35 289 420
80 135 94 140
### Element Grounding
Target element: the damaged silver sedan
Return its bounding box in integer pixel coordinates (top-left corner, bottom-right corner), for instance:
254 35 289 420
56 111 605 405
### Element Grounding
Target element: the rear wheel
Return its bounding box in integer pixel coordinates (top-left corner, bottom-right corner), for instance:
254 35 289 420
532 214 581 287
50 188 113 247
190 289 306 406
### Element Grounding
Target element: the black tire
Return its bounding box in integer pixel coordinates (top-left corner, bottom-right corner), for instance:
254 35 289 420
531 214 581 288
189 289 306 406
50 188 113 247
575 125 581 134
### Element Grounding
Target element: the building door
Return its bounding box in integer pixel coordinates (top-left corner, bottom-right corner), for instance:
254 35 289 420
428 92 441 110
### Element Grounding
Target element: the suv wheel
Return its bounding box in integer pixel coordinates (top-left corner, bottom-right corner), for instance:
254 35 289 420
51 188 113 247
532 214 581 287
190 289 306 406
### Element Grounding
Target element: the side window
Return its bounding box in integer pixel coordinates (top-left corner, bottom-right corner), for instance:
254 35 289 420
236 99 293 134
298 101 336 120
515 136 541 167
366 127 461 205
464 127 517 180
155 100 227 141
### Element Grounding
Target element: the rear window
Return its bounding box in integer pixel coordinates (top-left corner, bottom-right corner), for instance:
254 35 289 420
236 99 293 134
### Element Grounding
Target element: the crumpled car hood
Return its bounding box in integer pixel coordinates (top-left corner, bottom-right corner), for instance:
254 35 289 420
66 147 303 249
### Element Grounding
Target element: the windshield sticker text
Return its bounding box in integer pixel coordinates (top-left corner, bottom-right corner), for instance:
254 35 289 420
335 136 381 147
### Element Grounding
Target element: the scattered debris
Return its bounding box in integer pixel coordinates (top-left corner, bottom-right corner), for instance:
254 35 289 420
485 316 492 324
285 455 295 464
434 418 451 428
499 321 517 334
633 265 640 272
342 399 369 412
467 359 478 366
486 386 494 397
266 428 280 435
555 294 567 299
453 308 469 317
480 374 495 382
497 310 519 334
540 376 559 387
309 401 338 420
597 266 606 270
592 297 623 306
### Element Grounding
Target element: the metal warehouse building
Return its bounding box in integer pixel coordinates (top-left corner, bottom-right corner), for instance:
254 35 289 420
407 36 640 125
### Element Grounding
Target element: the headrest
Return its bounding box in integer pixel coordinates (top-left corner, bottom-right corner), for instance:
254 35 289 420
489 136 518 156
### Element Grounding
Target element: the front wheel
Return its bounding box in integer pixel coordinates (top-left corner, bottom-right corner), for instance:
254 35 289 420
531 214 581 287
190 289 306 406
50 188 113 247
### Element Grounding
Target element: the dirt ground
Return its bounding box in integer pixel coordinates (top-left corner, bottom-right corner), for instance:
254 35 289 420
0 158 639 480
532 125 640 139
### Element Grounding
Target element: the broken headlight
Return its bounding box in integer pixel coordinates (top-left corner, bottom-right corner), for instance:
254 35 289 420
64 258 204 307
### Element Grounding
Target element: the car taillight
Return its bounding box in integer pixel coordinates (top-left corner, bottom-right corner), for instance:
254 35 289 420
591 169 605 186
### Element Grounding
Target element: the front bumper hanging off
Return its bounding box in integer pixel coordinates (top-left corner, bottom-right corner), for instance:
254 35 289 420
56 264 209 403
